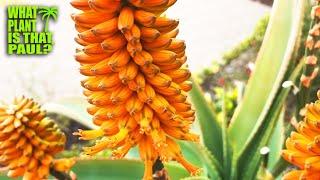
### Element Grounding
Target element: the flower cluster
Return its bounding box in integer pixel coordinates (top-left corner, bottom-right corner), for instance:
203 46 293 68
71 0 200 179
0 97 74 180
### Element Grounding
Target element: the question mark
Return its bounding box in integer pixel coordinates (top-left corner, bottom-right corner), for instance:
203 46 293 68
43 44 52 54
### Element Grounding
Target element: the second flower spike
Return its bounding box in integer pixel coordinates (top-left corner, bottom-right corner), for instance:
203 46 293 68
0 97 74 180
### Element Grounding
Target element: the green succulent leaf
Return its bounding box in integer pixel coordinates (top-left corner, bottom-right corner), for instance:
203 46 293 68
228 0 307 155
221 90 232 180
267 109 285 170
270 123 294 178
189 79 223 164
235 55 306 179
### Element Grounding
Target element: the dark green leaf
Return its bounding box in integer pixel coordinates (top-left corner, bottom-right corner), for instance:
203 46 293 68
189 79 223 164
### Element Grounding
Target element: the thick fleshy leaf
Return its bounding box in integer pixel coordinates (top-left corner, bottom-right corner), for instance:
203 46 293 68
235 57 306 179
270 124 294 178
42 97 97 129
221 91 232 180
267 109 285 170
189 79 223 164
72 159 190 180
228 0 307 155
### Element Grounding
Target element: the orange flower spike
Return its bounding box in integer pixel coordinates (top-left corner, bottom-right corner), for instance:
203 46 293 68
72 0 199 179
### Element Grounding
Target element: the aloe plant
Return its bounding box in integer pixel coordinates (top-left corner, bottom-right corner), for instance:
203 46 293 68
34 0 316 179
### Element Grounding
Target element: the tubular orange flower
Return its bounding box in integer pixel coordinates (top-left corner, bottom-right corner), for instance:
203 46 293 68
282 91 320 179
71 0 200 179
0 97 74 180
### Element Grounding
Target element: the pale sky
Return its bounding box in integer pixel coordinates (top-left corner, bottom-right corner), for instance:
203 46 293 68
0 0 270 101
